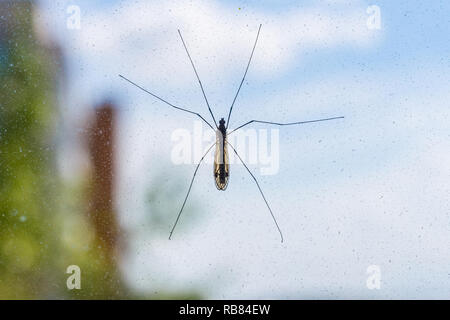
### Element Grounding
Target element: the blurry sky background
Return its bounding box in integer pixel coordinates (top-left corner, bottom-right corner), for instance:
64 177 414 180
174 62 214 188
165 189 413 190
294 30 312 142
24 0 450 298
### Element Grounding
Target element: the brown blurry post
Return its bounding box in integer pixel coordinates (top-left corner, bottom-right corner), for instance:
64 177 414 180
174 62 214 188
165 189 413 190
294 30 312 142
88 103 120 262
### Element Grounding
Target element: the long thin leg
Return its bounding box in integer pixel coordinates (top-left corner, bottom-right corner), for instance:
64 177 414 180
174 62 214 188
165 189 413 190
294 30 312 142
119 74 215 131
178 30 218 128
226 24 262 129
227 142 284 243
228 116 344 135
169 143 215 240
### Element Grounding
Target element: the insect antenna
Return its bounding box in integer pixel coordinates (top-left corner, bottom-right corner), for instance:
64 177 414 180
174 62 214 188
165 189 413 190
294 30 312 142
228 116 345 135
169 143 216 240
178 29 218 128
119 74 215 131
226 24 262 129
227 142 284 243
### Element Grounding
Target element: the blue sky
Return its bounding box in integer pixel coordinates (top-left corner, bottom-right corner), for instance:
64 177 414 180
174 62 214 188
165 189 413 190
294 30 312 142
39 0 450 298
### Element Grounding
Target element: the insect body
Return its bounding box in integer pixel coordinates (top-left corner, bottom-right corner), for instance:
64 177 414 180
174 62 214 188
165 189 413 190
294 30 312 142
214 118 229 190
120 24 344 242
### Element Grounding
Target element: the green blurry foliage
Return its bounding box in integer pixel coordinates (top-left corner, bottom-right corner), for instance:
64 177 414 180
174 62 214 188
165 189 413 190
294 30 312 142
0 1 201 299
0 2 61 298
0 1 128 299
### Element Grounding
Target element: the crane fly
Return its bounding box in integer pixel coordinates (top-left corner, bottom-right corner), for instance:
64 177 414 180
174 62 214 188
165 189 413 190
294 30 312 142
119 24 344 243
214 118 229 190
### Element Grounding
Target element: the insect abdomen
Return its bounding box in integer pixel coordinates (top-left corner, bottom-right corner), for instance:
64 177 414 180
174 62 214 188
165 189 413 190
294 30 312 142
214 129 229 190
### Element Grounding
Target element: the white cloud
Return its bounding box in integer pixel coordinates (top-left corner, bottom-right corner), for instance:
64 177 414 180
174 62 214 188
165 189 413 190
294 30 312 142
39 0 378 92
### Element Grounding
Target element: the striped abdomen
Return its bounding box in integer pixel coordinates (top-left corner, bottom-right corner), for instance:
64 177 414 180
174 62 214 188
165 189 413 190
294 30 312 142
214 129 229 190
